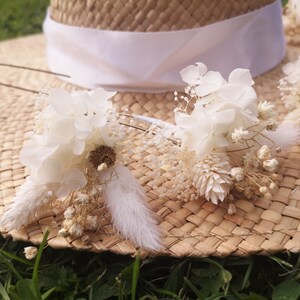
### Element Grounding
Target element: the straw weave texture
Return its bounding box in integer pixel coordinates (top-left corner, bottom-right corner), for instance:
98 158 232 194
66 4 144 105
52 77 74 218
0 35 300 257
50 0 274 31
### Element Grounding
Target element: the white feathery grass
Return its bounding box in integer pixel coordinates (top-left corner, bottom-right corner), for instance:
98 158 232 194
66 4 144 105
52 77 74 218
267 122 300 149
0 179 49 230
101 164 162 251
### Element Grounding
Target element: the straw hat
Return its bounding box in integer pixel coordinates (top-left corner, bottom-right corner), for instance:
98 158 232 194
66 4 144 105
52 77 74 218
0 0 300 257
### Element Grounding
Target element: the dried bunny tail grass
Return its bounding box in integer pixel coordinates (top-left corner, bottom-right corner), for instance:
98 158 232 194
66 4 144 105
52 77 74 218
0 180 51 230
267 122 300 149
101 164 162 251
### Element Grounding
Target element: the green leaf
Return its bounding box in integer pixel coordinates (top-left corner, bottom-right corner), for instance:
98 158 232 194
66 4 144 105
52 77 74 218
92 284 119 299
242 292 268 300
15 279 36 299
272 280 300 300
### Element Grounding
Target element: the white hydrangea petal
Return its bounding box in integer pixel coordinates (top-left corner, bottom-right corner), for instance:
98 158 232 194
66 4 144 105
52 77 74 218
175 111 198 129
73 139 85 155
218 84 257 107
213 109 236 128
180 63 207 84
203 71 225 86
215 135 229 147
75 130 90 140
55 184 72 198
195 83 217 97
195 138 215 159
228 68 254 86
62 168 87 190
49 88 72 115
194 73 224 97
72 97 88 115
88 88 115 111
90 113 107 128
37 159 62 184
74 116 92 133
47 118 75 145
282 62 294 75
218 84 242 102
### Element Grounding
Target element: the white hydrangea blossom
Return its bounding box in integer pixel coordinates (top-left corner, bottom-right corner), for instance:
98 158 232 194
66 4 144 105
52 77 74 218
289 0 300 25
20 88 116 198
280 58 300 110
175 63 259 160
172 62 287 206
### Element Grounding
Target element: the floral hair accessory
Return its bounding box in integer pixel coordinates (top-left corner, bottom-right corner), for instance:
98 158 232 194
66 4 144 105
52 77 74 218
283 0 300 44
0 88 161 251
280 56 300 125
157 62 300 210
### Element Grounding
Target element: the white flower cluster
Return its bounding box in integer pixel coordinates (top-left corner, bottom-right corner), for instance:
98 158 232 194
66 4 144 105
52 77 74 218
176 62 259 160
280 58 300 124
171 62 281 205
286 0 300 25
283 0 300 45
20 88 117 198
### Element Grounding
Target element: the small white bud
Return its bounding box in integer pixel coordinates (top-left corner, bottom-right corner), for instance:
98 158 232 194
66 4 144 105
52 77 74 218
257 145 271 161
24 246 38 260
263 159 279 172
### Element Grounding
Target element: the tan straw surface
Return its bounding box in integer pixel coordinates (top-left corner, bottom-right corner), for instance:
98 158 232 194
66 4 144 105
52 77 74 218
50 0 274 31
0 34 300 257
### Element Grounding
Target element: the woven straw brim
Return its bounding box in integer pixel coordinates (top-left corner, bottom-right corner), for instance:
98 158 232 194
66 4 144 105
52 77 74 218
0 34 300 257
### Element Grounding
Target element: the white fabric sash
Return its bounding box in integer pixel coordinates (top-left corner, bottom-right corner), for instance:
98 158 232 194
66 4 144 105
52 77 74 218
43 0 285 92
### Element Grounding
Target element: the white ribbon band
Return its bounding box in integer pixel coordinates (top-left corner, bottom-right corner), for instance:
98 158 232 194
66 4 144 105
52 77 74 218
43 0 285 92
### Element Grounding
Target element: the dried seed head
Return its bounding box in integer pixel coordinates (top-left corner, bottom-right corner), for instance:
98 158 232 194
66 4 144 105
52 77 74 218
89 145 116 169
227 203 237 215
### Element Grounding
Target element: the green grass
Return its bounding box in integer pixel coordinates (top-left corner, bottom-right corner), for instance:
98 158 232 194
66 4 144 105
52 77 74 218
0 0 49 41
1 1 300 299
1 232 300 299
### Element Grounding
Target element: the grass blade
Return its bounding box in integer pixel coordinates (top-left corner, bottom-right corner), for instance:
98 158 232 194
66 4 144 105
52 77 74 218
0 254 23 281
41 287 56 300
32 228 50 300
0 281 10 300
0 249 34 266
242 258 253 289
184 277 202 299
131 254 140 300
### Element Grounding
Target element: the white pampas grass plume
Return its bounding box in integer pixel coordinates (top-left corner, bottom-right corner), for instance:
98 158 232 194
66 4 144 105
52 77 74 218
267 122 300 149
101 164 161 251
0 179 49 230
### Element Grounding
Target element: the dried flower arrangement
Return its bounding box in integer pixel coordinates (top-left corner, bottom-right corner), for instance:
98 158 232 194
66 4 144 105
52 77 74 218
0 61 299 251
283 0 300 44
280 56 300 124
0 88 161 250
155 62 300 212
